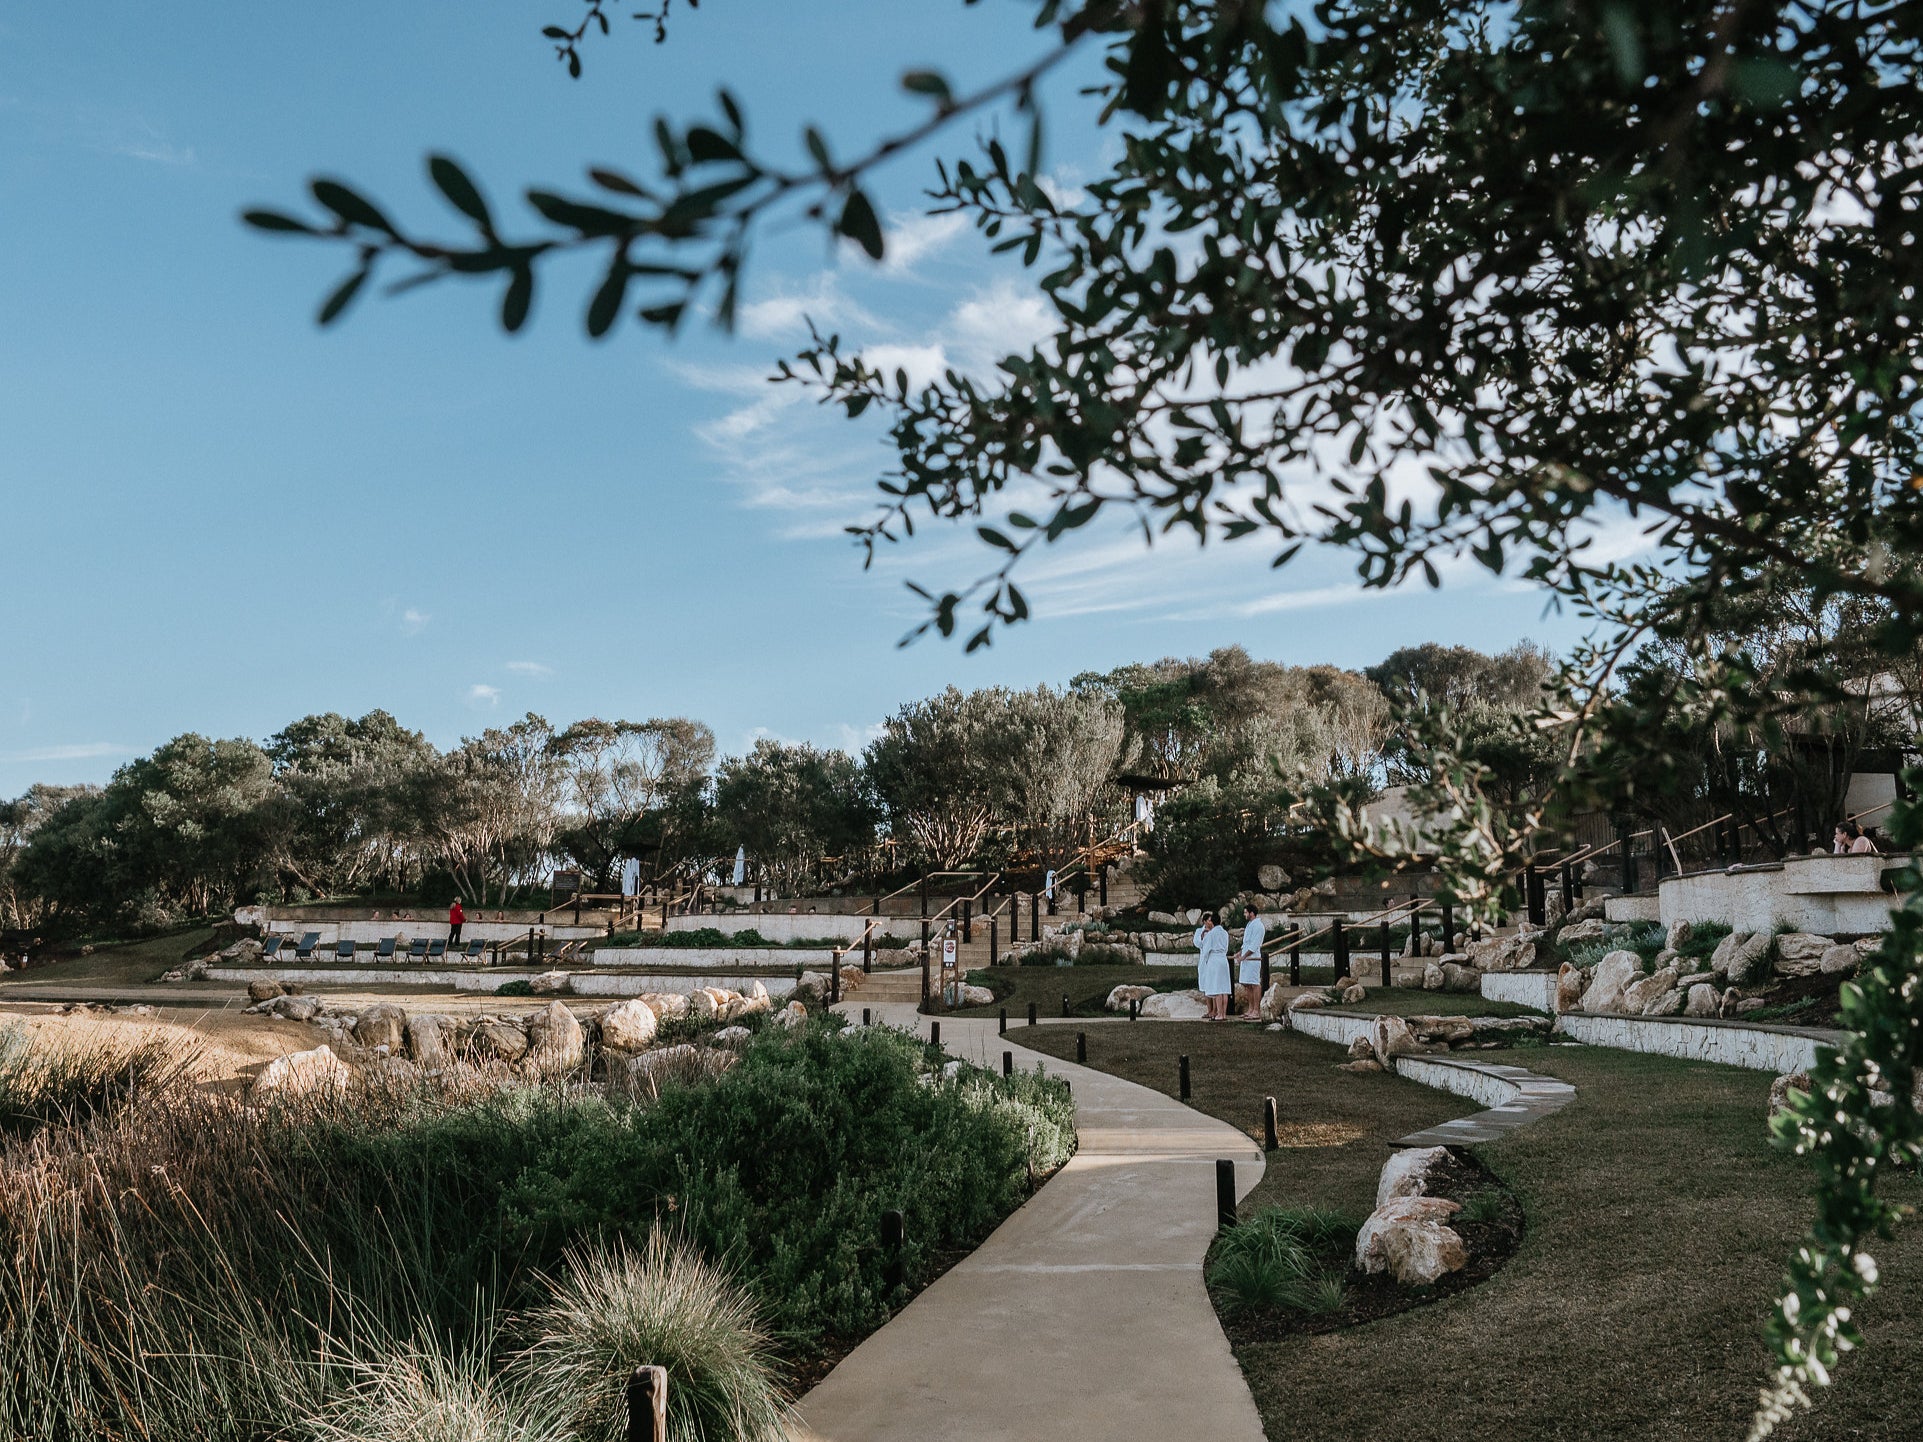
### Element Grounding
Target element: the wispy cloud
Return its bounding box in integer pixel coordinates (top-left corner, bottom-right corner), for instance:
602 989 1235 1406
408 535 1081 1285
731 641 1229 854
400 608 430 636
881 210 969 274
1 742 127 764
504 660 553 677
466 684 501 707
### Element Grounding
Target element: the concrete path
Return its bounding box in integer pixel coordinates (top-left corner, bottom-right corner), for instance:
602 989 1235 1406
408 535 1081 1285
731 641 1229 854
796 1001 1267 1442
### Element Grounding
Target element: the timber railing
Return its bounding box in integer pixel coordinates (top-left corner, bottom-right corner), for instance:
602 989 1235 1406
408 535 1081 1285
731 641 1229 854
1257 894 1449 991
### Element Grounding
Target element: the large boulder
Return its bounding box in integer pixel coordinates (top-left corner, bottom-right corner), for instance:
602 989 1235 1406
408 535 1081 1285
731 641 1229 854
1376 1146 1452 1206
1257 863 1292 891
468 1019 530 1063
1773 933 1834 978
711 1025 753 1050
1106 984 1156 1012
739 981 773 1016
771 1000 808 1030
599 998 661 1054
1769 1070 1812 1120
1554 963 1585 1014
1711 931 1773 987
1339 983 1368 1006
1422 961 1445 992
1666 919 1693 954
958 984 996 1006
1464 926 1544 973
1440 962 1482 994
1685 983 1721 1018
1621 966 1679 1016
1259 981 1292 1020
524 1002 584 1075
1356 1195 1469 1286
1579 951 1643 1013
529 970 573 995
268 994 323 1023
1820 944 1861 977
352 1003 408 1055
1369 1014 1424 1067
1408 1015 1475 1048
1287 992 1328 1013
1557 918 1607 945
252 1045 351 1097
641 992 690 1021
1139 990 1210 1020
247 978 285 1002
404 1012 453 1065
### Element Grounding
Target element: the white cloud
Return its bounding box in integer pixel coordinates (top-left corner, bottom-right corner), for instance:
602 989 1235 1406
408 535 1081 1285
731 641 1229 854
881 210 969 273
1 742 127 763
466 684 501 707
949 279 1056 371
400 608 430 636
504 661 552 677
739 274 880 340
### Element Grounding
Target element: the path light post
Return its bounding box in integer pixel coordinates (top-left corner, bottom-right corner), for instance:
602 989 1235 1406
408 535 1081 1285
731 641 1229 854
626 1365 668 1442
962 896 972 944
929 1021 941 1048
1379 920 1392 988
1077 1032 1087 1064
1179 1054 1191 1100
1129 997 1139 1022
1027 1002 1038 1027
1440 902 1456 954
1031 890 1040 937
1216 1159 1237 1230
831 949 842 1006
1332 919 1348 979
999 1008 1007 1035
1289 928 1301 986
1263 1096 1278 1152
1003 1051 1013 1078
989 915 999 968
1009 887 1020 943
1061 993 1070 1018
862 1008 871 1027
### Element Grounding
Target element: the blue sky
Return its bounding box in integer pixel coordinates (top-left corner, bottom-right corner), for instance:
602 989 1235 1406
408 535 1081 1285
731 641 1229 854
0 2 1594 795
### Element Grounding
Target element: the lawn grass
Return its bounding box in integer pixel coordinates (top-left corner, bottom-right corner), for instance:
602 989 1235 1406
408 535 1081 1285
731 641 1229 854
1018 1024 1923 1440
0 927 216 989
943 965 1198 1019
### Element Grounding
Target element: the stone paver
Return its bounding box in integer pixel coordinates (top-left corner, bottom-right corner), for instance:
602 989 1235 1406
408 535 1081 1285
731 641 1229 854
796 1001 1265 1442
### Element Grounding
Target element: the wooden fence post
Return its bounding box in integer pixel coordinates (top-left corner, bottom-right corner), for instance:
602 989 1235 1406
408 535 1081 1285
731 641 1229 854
626 1365 668 1442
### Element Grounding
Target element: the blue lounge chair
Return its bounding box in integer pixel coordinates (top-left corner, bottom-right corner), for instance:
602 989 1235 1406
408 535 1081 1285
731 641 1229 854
408 938 429 961
374 936 398 961
461 938 486 962
260 936 286 961
294 931 322 960
333 939 356 962
425 938 447 961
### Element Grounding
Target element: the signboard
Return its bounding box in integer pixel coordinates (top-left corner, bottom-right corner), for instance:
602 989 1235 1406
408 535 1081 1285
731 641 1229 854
941 935 960 1006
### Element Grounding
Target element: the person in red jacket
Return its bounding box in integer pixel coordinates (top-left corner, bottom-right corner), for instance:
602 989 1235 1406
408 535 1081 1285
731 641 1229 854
448 899 465 946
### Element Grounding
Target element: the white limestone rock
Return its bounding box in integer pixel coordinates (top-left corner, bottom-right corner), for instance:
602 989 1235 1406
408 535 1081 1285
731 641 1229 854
1820 944 1860 977
252 1045 351 1097
1422 962 1445 992
711 1025 753 1050
1711 931 1773 986
352 1003 408 1054
1376 1146 1452 1207
1356 1194 1469 1286
771 1001 808 1030
1369 1014 1424 1067
1580 952 1643 1014
1768 1070 1812 1120
958 984 996 1006
1558 918 1607 945
1685 984 1721 1018
1554 962 1585 1014
529 970 573 995
404 1012 452 1065
1139 990 1210 1020
600 998 660 1054
524 1001 584 1074
1106 984 1156 1012
468 1019 529 1063
1259 980 1292 1021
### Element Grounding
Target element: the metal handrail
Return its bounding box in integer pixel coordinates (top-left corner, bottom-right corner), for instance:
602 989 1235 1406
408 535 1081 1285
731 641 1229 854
1261 895 1434 956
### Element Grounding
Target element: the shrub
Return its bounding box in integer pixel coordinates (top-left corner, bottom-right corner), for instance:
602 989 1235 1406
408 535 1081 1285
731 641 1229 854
1458 1188 1506 1224
494 979 534 997
305 1338 565 1442
1206 1206 1360 1320
1018 943 1073 966
0 1021 203 1140
516 1231 790 1442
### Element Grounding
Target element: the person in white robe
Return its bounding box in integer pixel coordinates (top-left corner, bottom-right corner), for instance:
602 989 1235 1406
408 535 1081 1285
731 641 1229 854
1235 902 1267 1019
1193 913 1232 1019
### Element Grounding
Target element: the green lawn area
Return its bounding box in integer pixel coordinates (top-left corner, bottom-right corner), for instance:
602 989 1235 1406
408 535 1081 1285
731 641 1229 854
1018 1023 1923 1440
945 964 1198 1019
0 926 216 990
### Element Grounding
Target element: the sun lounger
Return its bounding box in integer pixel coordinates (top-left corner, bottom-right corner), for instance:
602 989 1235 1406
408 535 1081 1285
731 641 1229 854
294 931 322 960
408 937 429 961
260 936 286 960
425 939 447 961
374 936 398 960
333 939 356 962
461 938 487 961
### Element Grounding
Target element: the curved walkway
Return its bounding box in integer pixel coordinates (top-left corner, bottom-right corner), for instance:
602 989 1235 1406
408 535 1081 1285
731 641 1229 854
797 1000 1266 1442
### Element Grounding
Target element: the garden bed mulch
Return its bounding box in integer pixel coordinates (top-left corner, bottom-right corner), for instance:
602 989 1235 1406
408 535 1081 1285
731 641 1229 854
1216 1147 1524 1346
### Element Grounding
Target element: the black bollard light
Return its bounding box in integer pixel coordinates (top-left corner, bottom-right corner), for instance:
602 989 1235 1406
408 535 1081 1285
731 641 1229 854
1129 997 1139 1022
999 1007 1007 1035
1076 1031 1087 1064
1061 993 1070 1018
1027 1001 1038 1027
862 1007 871 1027
1002 1050 1013 1077
1216 1158 1237 1229
929 1021 940 1048
1179 1053 1191 1100
1263 1095 1278 1152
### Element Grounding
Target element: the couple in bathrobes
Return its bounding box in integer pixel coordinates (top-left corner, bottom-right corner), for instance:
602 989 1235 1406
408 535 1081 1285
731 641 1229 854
1195 904 1265 1021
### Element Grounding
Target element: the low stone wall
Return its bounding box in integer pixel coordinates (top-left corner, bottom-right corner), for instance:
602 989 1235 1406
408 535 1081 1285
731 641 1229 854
1479 971 1558 1012
593 947 840 968
1285 1011 1375 1048
664 913 911 943
1603 895 1662 923
1659 853 1902 935
1395 1056 1520 1110
1554 1013 1829 1073
203 965 799 999
260 920 601 947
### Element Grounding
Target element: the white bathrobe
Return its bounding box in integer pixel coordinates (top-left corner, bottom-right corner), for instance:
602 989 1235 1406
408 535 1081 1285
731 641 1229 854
1195 924 1232 997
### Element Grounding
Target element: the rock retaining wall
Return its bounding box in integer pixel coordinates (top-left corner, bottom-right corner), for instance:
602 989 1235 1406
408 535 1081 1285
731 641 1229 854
204 965 800 999
1395 1056 1522 1110
1479 971 1558 1012
1286 1011 1376 1048
1553 1013 1828 1073
593 947 840 968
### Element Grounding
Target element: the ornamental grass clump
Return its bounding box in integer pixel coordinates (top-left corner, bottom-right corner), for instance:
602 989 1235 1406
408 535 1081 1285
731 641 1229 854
1207 1206 1359 1319
305 1339 565 1442
517 1230 790 1442
0 1020 203 1139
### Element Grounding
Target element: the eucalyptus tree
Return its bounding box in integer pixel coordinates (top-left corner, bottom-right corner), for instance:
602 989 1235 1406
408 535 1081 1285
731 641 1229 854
713 739 877 893
247 0 1923 1423
549 717 715 889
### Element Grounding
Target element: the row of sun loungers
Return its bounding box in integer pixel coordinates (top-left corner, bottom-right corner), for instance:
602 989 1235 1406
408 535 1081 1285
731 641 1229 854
257 934 589 966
